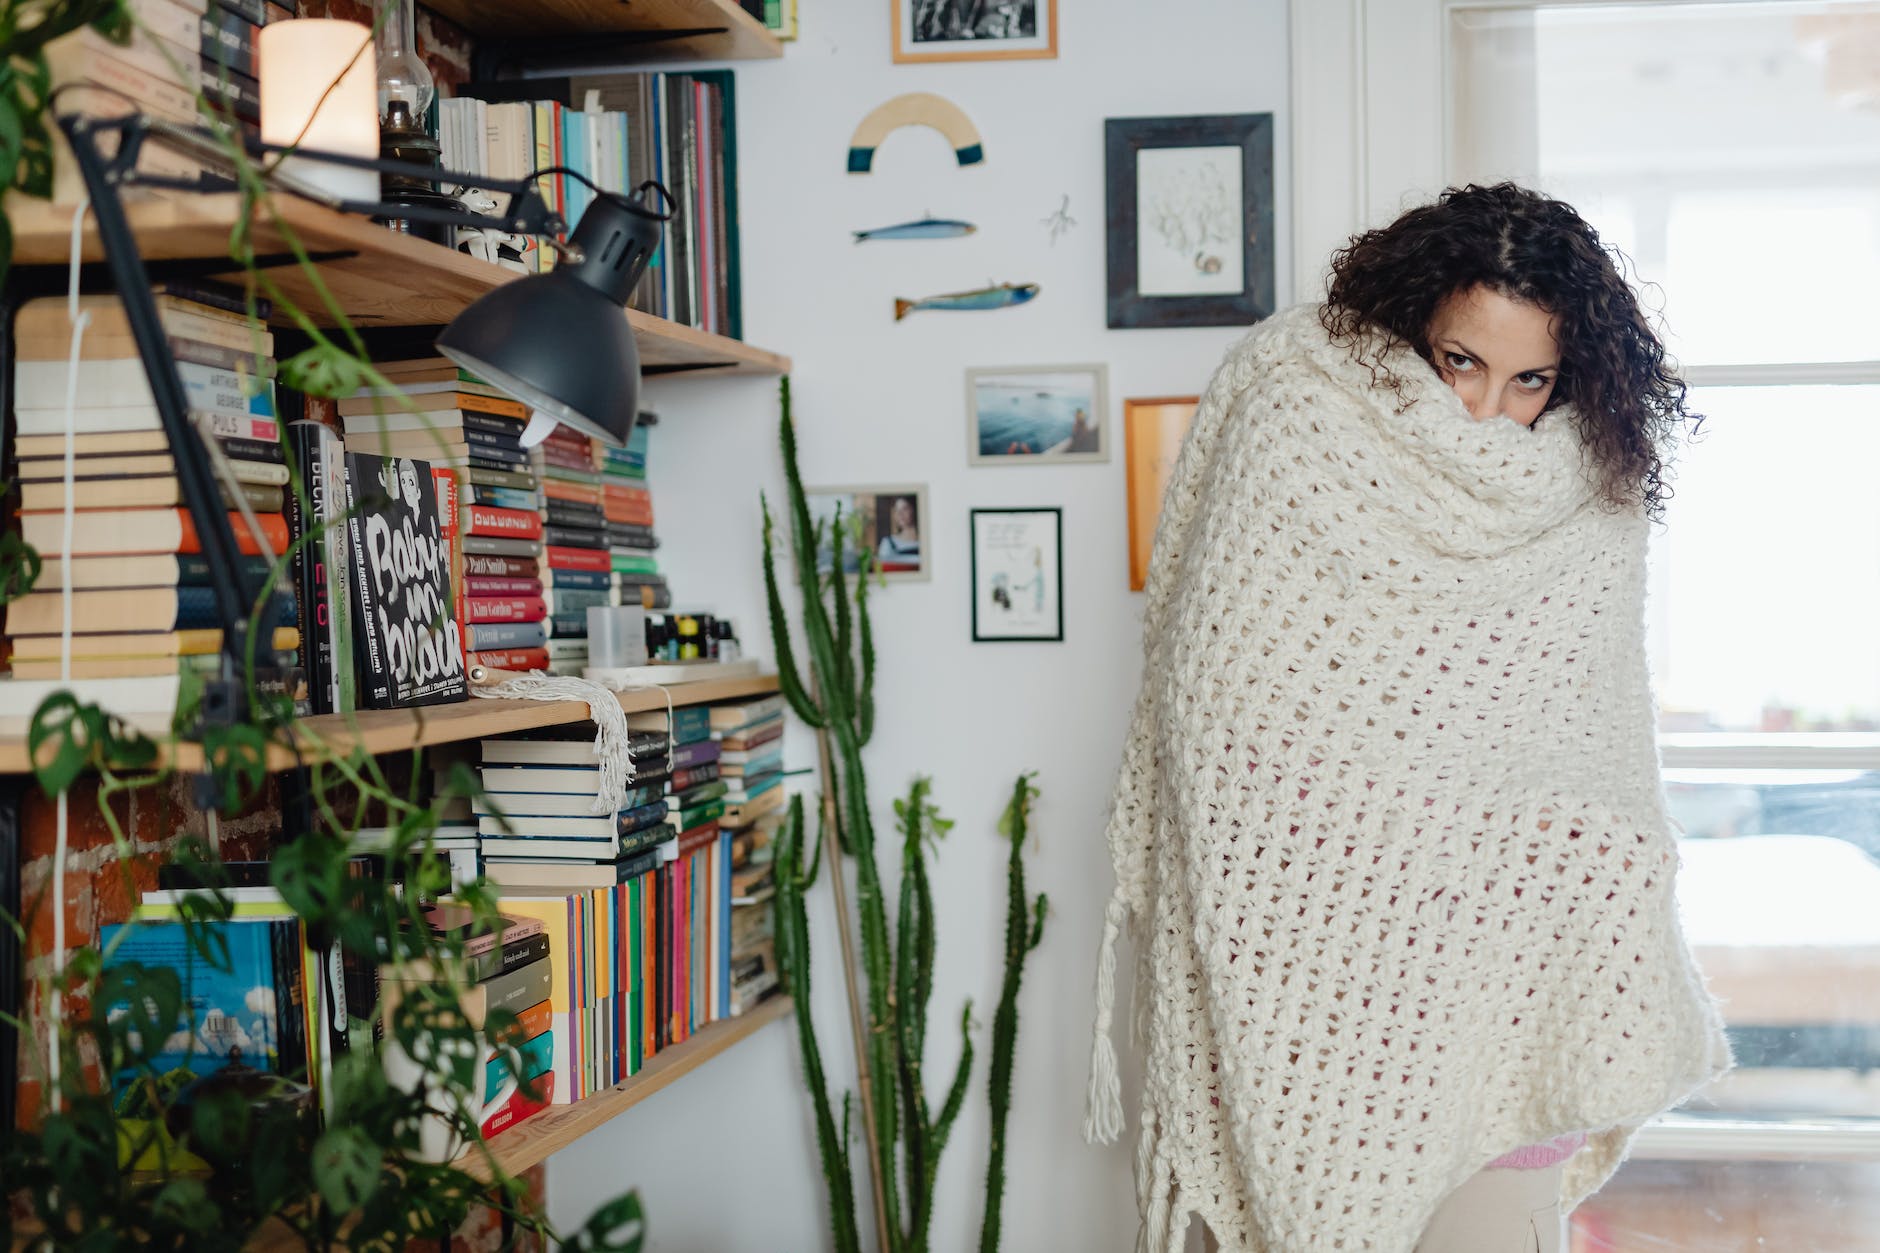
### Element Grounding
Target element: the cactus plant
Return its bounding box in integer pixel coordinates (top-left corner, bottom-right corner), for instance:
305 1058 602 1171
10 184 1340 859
762 379 1048 1253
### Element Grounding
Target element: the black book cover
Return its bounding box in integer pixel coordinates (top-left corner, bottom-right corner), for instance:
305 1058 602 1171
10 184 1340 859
544 523 607 549
285 421 335 714
461 410 527 439
546 500 607 529
343 452 468 708
218 434 285 464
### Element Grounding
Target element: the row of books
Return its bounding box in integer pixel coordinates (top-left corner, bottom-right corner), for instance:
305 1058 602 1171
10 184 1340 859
45 0 287 203
100 885 556 1160
441 69 744 339
457 691 788 1099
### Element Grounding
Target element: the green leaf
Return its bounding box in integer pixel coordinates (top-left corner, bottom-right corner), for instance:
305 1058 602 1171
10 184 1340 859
311 1126 381 1212
570 1191 646 1253
280 343 371 400
270 833 347 935
27 692 104 794
202 722 267 808
150 1177 220 1233
95 962 182 1067
188 1087 249 1157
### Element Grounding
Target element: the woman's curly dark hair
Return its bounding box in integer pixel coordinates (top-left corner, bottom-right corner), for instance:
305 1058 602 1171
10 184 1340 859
1320 182 1698 519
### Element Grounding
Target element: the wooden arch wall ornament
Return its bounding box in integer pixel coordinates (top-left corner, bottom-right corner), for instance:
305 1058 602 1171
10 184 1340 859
847 92 985 173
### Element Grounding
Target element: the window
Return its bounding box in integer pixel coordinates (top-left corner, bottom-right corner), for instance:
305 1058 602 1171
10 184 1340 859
1451 2 1880 1245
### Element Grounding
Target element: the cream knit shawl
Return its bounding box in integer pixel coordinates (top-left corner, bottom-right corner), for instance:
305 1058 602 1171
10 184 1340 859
1086 303 1733 1253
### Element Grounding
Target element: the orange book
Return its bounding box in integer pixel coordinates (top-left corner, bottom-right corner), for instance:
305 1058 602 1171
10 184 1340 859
542 480 603 507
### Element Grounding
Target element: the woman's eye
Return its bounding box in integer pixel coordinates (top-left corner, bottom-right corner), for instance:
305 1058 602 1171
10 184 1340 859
1516 373 1551 392
1444 352 1475 372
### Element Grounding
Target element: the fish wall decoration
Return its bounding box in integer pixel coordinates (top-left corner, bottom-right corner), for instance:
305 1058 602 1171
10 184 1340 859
894 282 1040 321
853 216 977 243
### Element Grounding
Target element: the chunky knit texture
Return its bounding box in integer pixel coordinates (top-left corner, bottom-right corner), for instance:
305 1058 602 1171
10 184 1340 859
1085 304 1733 1253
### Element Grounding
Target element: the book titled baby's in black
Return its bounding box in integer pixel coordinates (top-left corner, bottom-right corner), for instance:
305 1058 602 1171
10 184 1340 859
343 452 467 708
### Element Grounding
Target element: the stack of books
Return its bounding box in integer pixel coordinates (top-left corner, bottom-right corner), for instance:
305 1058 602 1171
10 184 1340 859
711 695 786 823
416 903 557 1141
710 694 785 1016
533 428 611 674
475 727 677 875
728 813 782 1016
3 290 299 720
342 359 546 674
604 420 670 612
198 0 269 134
44 0 207 201
602 440 665 616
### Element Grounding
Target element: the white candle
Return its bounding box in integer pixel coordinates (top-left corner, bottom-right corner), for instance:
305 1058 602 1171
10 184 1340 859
258 19 380 204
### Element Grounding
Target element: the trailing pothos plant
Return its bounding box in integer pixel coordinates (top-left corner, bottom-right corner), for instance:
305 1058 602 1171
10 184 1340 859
0 5 650 1249
762 379 1049 1253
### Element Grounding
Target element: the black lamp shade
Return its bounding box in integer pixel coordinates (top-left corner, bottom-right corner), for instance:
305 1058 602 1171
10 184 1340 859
436 185 665 448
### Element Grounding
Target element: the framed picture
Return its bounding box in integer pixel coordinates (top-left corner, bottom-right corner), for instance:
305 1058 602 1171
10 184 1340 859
1123 396 1199 592
1104 113 1275 330
892 0 1057 63
805 484 930 583
966 365 1109 466
970 507 1063 642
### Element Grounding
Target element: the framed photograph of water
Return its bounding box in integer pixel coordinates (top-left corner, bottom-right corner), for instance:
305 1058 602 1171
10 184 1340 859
965 364 1110 466
1104 113 1275 329
893 0 1057 64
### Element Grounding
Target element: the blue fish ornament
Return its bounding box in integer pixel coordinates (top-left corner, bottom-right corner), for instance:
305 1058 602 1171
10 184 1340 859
853 216 977 242
894 282 1040 321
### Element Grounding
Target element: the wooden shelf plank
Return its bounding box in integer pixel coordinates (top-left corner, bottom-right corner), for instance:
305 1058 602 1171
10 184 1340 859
4 195 789 375
420 0 784 56
0 674 780 775
456 994 792 1181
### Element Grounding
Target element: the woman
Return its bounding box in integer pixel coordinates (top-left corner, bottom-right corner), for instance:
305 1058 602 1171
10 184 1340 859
1085 183 1733 1253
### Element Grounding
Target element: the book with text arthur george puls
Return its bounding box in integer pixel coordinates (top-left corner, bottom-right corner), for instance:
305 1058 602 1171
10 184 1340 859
343 453 468 708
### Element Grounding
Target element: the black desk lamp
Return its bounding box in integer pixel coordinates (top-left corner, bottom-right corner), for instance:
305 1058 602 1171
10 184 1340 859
47 109 672 731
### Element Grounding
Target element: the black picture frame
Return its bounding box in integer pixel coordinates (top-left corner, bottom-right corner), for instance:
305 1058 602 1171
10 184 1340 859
970 507 1064 643
1104 113 1276 330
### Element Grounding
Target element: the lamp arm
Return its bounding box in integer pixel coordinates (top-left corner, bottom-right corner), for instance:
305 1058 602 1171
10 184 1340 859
53 111 253 731
75 112 570 240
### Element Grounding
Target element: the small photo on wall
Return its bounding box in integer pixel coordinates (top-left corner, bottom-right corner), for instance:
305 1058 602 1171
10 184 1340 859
966 365 1110 466
806 484 931 582
893 0 1057 63
970 507 1063 642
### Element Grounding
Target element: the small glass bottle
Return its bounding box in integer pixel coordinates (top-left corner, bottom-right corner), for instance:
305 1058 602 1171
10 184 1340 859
713 619 741 662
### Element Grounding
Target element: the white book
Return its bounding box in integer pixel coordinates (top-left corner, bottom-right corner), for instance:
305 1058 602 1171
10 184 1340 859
481 739 602 766
0 674 179 726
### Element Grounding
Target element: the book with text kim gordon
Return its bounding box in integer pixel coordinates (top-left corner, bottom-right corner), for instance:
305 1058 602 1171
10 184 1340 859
343 452 468 708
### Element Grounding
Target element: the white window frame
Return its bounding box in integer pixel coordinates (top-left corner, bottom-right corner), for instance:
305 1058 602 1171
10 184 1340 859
1290 0 1880 1162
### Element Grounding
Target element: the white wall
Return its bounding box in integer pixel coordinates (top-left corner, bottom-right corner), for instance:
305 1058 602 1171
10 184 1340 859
547 1 1293 1248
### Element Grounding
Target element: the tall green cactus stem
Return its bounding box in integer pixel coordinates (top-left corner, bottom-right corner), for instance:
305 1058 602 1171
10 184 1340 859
979 774 1050 1253
774 793 860 1253
764 377 1047 1253
765 377 898 1253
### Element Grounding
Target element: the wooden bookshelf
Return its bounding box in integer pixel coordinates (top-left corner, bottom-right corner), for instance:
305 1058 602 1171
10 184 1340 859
5 195 790 377
420 0 784 58
0 674 780 775
456 993 791 1182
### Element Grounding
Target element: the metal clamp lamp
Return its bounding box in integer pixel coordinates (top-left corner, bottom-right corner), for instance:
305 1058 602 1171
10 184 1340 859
48 105 672 732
